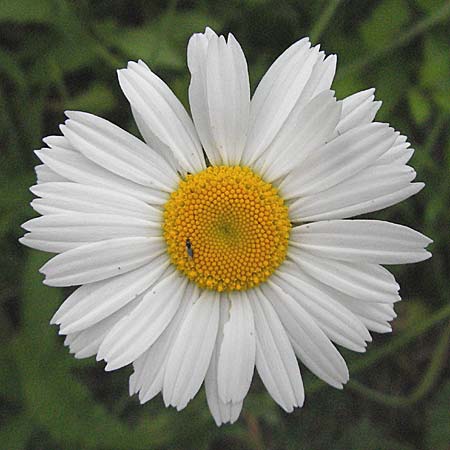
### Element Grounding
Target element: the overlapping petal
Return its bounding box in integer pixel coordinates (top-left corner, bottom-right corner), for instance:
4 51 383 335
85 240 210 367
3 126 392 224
188 28 250 166
118 60 205 173
290 220 432 264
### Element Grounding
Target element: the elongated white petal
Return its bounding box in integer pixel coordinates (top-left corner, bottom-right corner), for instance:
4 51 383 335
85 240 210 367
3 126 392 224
35 164 67 183
377 134 414 165
289 164 422 221
205 296 243 426
272 263 371 353
188 31 250 166
42 134 74 150
21 213 160 253
62 111 178 191
131 105 180 172
64 293 143 359
290 220 432 264
243 39 336 165
288 250 400 303
118 60 205 173
54 254 170 334
256 90 341 182
30 182 162 221
217 291 255 403
39 237 165 286
163 290 220 410
311 280 397 334
132 283 198 403
280 123 397 199
336 88 381 135
98 268 187 370
257 281 349 389
35 148 167 204
248 288 304 411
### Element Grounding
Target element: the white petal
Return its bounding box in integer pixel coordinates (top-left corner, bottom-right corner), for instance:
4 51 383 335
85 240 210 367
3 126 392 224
290 220 432 264
257 281 349 389
288 249 400 303
243 39 335 165
248 288 304 411
289 164 422 221
98 268 187 370
30 182 162 220
39 236 165 286
272 263 371 353
132 283 198 403
64 293 143 359
280 123 397 199
217 291 255 403
377 134 414 165
54 254 170 334
188 31 250 166
118 60 205 173
255 90 341 182
312 281 397 334
205 295 243 426
35 148 167 205
42 134 74 150
21 213 161 253
61 111 178 191
131 105 181 172
35 164 67 183
336 88 381 135
163 290 220 410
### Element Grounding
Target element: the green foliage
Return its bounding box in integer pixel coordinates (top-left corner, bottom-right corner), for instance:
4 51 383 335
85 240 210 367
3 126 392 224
1 0 449 449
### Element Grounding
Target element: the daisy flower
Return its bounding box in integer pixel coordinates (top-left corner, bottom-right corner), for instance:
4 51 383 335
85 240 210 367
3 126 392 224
20 27 432 425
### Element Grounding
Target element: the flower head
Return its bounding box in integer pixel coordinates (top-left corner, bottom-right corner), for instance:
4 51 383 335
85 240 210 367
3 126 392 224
21 27 431 425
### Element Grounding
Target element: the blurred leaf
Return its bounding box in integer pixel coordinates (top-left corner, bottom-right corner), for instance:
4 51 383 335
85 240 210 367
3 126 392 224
100 11 222 70
415 0 448 13
0 48 27 90
420 35 450 96
0 0 53 23
0 415 34 450
336 418 416 450
0 173 34 239
425 381 450 449
408 87 431 125
372 59 409 119
360 0 411 51
0 345 21 402
65 82 117 114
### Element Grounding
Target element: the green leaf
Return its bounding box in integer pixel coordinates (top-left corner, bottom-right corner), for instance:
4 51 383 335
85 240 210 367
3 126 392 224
360 0 411 51
0 415 34 450
101 11 222 70
336 417 416 450
420 35 450 89
65 82 117 115
425 381 450 450
0 0 53 24
408 87 431 125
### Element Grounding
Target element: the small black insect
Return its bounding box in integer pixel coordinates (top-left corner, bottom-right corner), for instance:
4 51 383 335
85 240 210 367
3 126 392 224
186 238 194 259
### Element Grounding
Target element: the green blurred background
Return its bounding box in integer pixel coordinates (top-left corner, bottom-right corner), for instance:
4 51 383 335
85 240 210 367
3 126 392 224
1 0 449 449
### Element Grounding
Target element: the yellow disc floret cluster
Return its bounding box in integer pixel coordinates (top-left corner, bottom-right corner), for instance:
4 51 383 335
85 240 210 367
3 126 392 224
163 166 291 292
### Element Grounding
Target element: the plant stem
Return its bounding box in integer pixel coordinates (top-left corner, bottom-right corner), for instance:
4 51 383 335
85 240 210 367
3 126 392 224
337 0 450 80
306 303 450 394
310 0 342 43
347 321 450 407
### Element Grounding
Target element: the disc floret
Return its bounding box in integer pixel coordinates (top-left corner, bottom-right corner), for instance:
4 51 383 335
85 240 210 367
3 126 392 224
163 166 290 291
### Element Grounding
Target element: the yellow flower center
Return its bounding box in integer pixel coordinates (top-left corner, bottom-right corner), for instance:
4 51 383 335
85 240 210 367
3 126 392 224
163 166 291 292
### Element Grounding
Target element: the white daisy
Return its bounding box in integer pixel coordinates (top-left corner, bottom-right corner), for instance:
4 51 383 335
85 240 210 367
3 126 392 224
20 27 432 426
